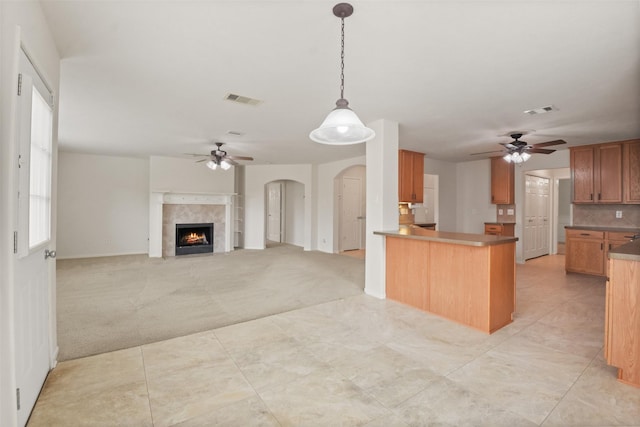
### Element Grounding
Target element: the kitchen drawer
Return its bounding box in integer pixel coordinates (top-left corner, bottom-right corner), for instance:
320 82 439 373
485 225 502 233
566 229 604 239
607 231 637 241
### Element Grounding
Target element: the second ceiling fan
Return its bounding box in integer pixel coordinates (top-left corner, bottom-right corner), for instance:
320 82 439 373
472 133 566 163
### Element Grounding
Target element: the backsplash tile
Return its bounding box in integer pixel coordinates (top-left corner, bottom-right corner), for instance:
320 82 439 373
573 205 640 228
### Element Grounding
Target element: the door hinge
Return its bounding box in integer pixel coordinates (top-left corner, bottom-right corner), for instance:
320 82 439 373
13 231 18 254
16 388 20 410
17 73 22 96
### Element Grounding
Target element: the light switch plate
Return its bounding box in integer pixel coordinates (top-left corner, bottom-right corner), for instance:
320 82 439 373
507 209 514 215
498 209 504 215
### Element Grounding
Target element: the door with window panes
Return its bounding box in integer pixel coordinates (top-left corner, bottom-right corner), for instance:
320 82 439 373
14 48 56 426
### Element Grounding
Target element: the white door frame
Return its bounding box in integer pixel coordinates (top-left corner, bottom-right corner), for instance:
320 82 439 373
339 175 363 251
266 181 283 243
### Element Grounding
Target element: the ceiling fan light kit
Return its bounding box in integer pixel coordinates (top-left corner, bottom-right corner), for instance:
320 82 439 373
310 3 375 145
195 142 253 171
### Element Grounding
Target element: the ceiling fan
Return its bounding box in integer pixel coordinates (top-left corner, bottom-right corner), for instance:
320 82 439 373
471 133 567 163
191 142 254 170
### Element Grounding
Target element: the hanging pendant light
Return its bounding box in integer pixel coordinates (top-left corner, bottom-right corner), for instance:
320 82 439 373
310 3 375 145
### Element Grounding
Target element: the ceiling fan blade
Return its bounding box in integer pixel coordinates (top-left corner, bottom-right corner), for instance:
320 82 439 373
225 158 239 166
184 153 208 157
500 143 517 149
532 139 567 148
195 158 209 163
226 155 254 161
470 150 503 156
527 148 556 154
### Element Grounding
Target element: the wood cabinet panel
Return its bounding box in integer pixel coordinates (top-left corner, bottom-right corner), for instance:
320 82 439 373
571 146 595 203
606 258 640 387
597 144 623 203
398 150 424 203
429 243 490 331
385 236 429 310
565 229 604 276
624 140 640 203
490 157 514 204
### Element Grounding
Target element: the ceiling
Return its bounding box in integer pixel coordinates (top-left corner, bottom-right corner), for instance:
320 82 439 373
40 0 640 165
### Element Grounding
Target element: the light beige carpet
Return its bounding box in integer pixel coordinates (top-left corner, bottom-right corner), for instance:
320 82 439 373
56 245 364 361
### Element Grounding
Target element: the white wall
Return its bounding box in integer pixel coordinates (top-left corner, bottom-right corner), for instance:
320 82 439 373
1 2 60 425
455 159 495 234
244 164 312 250
423 157 458 232
315 156 366 253
284 181 305 247
150 156 235 193
57 152 150 259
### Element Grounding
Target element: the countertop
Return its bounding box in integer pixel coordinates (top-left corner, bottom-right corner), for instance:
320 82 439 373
374 228 518 247
609 239 640 262
565 225 640 233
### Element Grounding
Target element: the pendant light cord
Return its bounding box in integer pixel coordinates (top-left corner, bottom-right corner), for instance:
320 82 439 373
340 17 345 100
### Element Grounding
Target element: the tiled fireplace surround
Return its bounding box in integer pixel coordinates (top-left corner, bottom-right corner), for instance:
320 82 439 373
149 192 234 257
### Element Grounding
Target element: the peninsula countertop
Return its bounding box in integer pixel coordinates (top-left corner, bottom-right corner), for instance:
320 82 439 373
374 227 518 247
609 239 640 262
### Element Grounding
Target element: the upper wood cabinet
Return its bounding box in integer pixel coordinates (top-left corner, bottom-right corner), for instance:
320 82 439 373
490 157 514 204
399 150 424 203
623 140 640 203
570 142 623 203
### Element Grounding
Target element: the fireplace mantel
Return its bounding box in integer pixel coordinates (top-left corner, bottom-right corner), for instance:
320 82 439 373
149 192 235 257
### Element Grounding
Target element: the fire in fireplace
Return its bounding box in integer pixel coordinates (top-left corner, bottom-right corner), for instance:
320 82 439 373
175 223 214 256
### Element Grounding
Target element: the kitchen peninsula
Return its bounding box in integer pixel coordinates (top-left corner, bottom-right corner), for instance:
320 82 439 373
374 227 518 333
605 239 640 387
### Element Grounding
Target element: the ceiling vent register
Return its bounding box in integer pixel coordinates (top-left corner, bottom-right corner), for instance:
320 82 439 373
224 93 263 106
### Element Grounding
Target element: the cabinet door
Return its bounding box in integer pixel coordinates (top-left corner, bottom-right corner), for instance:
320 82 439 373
624 140 640 203
411 152 424 203
490 157 514 204
596 144 623 203
566 237 604 275
398 150 414 202
571 146 595 203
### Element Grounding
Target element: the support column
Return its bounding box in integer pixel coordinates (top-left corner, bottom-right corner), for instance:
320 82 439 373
365 119 399 298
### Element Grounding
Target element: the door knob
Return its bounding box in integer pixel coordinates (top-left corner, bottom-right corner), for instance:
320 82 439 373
45 249 56 259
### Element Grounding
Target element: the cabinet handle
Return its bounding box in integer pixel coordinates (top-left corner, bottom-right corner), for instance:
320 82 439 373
580 233 591 236
609 243 612 250
598 193 601 200
590 193 593 200
601 243 603 250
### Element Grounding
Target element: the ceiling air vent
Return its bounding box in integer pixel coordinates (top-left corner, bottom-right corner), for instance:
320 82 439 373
524 105 557 115
224 93 263 106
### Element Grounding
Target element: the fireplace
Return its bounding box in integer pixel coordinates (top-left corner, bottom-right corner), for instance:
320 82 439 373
175 223 214 256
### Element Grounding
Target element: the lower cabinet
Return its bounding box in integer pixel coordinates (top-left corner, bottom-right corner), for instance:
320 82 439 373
565 229 605 276
566 228 638 277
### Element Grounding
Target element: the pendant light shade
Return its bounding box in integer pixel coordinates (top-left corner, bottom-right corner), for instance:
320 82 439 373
310 3 375 145
310 99 375 145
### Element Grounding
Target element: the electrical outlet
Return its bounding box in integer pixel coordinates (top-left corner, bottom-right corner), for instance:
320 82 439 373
498 209 504 215
507 209 514 215
616 210 623 219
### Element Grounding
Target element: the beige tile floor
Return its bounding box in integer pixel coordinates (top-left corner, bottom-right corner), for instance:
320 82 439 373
29 255 640 426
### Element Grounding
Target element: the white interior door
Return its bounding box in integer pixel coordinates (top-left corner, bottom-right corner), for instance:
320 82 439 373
267 182 282 242
524 175 550 260
340 176 362 251
14 49 55 426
